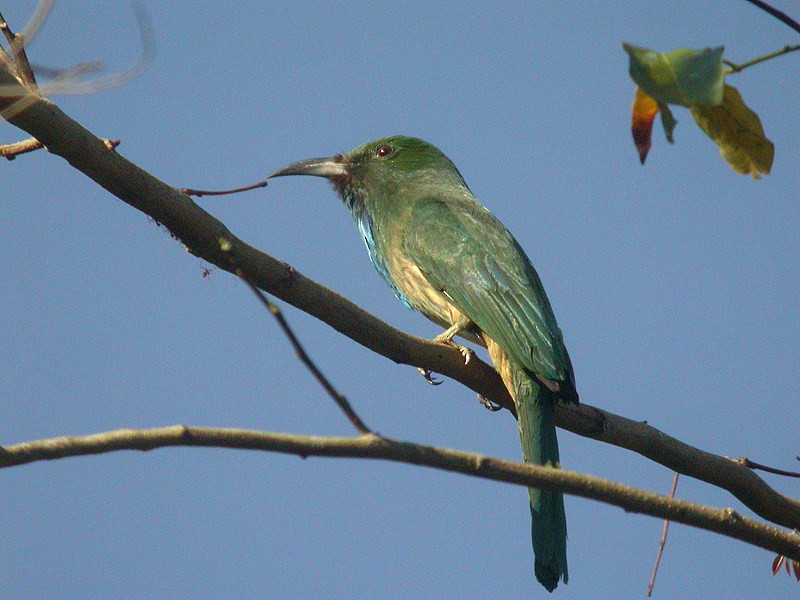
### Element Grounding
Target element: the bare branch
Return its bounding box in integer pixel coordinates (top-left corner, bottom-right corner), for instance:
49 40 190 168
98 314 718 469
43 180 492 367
20 0 55 44
0 2 154 109
0 135 42 159
0 426 798 561
736 457 800 478
221 238 372 434
725 44 800 74
647 473 680 596
743 0 800 36
36 3 154 97
0 8 37 88
3 81 800 533
31 60 103 82
180 180 269 197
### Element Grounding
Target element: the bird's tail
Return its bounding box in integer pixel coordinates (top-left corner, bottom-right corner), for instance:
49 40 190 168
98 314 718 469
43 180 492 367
516 367 568 592
487 341 568 593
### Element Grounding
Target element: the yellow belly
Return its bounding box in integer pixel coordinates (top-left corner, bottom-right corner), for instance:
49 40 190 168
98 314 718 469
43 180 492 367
387 252 466 330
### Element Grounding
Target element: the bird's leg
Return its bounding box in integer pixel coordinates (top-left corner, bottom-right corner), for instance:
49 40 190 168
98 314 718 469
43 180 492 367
432 316 476 365
417 316 476 384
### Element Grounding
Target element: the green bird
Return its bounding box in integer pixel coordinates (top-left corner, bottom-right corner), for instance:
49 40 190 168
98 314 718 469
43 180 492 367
269 136 578 592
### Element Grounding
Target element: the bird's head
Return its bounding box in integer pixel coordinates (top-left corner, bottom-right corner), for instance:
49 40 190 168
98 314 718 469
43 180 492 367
268 136 469 211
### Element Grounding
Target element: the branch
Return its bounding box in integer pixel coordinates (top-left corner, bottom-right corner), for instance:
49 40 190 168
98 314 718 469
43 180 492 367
647 473 680 596
13 0 54 45
743 0 800 36
0 135 41 158
3 69 800 532
1 425 798 561
0 2 154 113
736 457 800 478
725 44 800 74
226 242 373 435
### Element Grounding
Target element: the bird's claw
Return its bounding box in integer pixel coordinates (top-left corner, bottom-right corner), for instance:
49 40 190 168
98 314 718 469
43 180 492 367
434 336 474 366
459 345 475 365
478 394 503 412
418 367 443 386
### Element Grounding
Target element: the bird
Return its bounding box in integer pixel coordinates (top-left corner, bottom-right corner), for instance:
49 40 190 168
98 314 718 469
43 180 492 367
268 136 578 592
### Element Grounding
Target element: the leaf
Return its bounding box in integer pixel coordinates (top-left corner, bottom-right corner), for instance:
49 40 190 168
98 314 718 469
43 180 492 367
631 87 677 163
631 87 658 163
691 84 775 178
623 43 725 107
659 103 677 144
623 43 777 175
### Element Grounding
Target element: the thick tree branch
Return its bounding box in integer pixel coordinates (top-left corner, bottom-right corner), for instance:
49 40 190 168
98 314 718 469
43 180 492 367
2 71 799 533
1 426 798 561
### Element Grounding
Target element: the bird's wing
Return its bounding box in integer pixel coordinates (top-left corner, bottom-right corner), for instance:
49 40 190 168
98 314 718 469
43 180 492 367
404 196 572 384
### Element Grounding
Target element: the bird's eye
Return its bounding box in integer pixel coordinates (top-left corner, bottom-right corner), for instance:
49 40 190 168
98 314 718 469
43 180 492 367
375 144 394 159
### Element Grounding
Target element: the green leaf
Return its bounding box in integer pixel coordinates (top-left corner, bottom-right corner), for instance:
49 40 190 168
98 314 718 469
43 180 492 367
691 84 774 178
659 103 677 144
623 43 725 107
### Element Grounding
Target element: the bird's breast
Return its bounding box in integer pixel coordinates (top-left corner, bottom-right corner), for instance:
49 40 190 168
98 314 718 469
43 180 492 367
386 251 467 331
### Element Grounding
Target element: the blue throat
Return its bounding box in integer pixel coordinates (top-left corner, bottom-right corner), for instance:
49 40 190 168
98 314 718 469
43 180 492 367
346 196 414 311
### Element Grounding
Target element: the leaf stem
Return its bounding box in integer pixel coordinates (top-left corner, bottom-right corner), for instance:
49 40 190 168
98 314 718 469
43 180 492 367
724 44 800 74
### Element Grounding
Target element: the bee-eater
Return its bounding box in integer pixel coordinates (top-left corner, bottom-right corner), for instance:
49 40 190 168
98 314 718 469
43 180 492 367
269 136 578 591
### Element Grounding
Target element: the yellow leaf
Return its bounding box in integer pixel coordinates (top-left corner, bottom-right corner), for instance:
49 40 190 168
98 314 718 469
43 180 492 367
631 87 659 164
630 87 678 164
690 85 774 178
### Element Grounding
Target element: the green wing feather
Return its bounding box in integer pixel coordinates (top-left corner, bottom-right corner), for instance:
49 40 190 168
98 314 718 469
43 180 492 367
404 196 574 391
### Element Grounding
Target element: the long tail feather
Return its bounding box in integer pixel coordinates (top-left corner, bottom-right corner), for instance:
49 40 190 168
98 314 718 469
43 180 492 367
487 339 568 592
515 369 568 592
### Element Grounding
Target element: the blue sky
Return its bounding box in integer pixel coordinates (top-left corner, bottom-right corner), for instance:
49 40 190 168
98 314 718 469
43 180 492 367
3 1 799 598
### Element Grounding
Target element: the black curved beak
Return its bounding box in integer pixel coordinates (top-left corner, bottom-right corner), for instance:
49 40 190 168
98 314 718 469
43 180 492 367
267 156 349 180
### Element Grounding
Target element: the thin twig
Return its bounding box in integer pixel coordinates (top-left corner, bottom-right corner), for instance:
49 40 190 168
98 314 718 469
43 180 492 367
735 457 800 478
181 180 268 197
647 473 680 596
219 239 372 435
1 3 154 104
31 60 104 82
39 3 154 96
20 0 55 44
0 136 42 159
0 11 39 121
0 9 37 87
724 44 800 74
743 0 800 36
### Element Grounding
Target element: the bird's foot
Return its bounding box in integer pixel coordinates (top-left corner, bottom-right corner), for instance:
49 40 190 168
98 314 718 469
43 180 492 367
431 317 475 366
417 367 443 386
456 344 475 365
432 334 475 366
478 394 503 412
